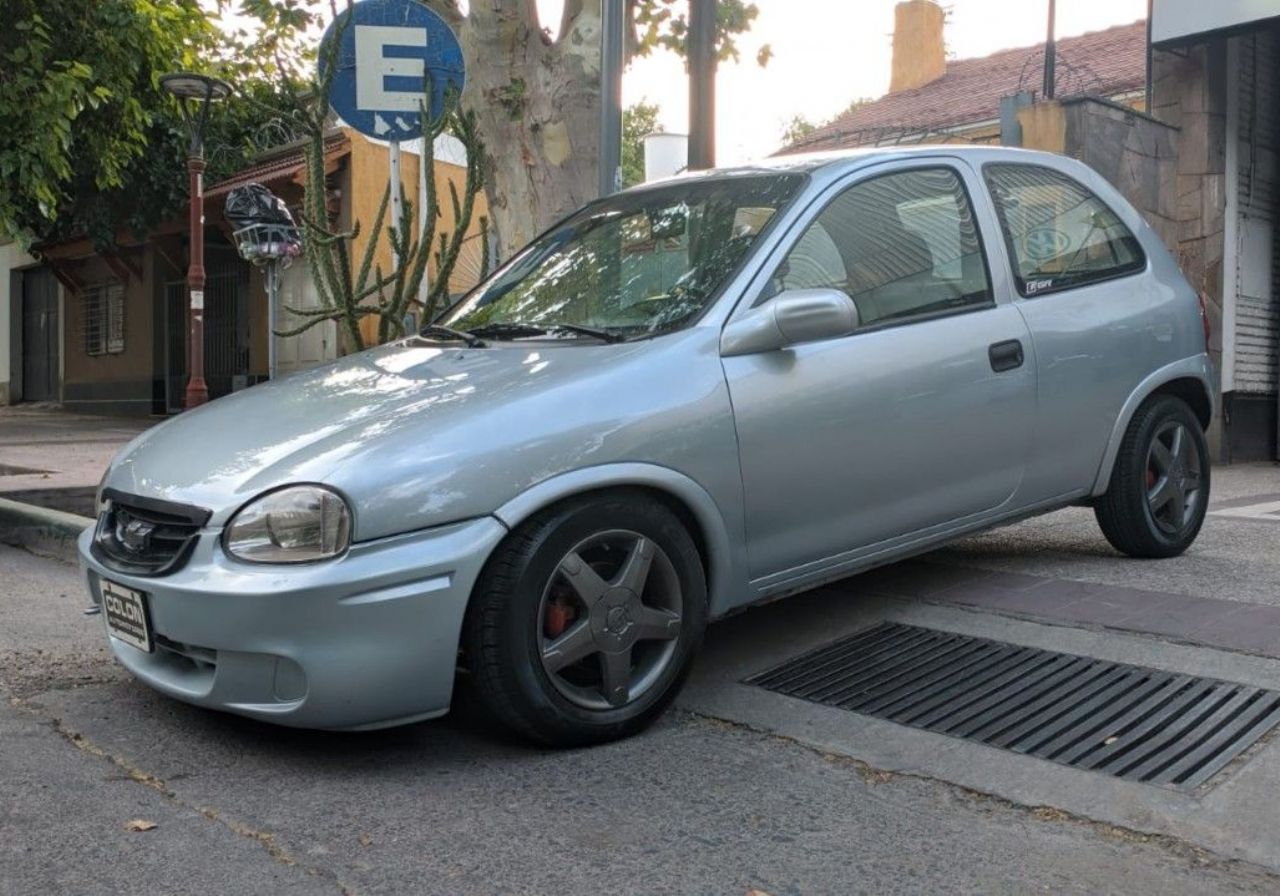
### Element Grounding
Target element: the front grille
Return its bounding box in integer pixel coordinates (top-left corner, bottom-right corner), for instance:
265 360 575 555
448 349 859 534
92 489 212 577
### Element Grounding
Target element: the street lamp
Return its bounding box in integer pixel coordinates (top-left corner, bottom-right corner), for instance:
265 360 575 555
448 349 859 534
161 72 232 410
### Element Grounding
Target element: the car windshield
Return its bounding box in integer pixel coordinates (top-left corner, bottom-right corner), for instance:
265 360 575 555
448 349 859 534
442 173 805 339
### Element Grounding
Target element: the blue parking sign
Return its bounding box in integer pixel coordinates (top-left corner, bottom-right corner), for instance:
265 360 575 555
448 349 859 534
319 0 465 140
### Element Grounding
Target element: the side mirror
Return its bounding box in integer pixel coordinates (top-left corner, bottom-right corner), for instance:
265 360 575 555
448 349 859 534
720 288 860 357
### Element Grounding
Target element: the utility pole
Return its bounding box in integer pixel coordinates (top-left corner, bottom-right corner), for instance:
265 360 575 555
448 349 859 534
599 0 625 195
1043 0 1057 100
688 0 717 170
161 73 231 410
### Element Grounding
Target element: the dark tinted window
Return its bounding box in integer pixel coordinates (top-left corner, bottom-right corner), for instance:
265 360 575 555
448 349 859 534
768 167 992 327
983 163 1145 296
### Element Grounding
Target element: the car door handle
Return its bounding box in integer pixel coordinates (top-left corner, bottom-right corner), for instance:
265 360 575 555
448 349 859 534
988 339 1024 372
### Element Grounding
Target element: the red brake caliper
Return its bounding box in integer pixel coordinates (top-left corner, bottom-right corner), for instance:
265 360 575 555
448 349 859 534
544 599 576 638
1146 466 1156 489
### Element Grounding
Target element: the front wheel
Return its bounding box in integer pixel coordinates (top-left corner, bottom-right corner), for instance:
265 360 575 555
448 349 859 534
463 492 708 746
1094 394 1210 558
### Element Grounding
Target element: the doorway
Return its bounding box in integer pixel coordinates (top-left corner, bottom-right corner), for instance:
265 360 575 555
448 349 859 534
20 267 59 402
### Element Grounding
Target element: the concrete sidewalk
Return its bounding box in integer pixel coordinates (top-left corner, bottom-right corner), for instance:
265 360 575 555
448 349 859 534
0 405 155 516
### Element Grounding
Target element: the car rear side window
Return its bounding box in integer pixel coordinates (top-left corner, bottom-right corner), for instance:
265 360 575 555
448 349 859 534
983 163 1145 297
767 167 993 327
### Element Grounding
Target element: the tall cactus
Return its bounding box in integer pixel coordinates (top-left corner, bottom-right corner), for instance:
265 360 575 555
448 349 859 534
276 7 488 352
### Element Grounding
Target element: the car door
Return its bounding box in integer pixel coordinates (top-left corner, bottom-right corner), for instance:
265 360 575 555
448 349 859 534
979 162 1165 502
721 162 1036 583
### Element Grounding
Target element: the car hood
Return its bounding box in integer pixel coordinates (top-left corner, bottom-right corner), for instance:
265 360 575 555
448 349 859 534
104 337 660 524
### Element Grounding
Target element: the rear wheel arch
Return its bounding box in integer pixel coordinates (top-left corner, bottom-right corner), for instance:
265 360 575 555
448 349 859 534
1090 363 1214 497
1149 376 1212 430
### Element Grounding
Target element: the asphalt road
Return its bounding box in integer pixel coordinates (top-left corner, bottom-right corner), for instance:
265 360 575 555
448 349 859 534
4 538 1279 895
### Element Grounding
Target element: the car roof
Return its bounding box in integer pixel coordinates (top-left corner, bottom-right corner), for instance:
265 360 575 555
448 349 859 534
652 144 1077 185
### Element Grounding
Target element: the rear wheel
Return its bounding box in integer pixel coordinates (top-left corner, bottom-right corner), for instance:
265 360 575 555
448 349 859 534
1094 395 1209 558
463 492 707 746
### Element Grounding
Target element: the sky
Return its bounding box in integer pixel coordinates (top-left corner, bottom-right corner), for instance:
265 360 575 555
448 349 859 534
589 0 1150 163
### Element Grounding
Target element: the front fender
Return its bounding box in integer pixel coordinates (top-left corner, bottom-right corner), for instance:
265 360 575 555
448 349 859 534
1089 354 1215 497
492 463 749 619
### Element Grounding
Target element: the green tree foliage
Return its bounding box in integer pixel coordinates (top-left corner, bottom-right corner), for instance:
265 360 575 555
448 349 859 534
781 114 817 147
780 98 874 150
622 100 663 188
0 0 302 249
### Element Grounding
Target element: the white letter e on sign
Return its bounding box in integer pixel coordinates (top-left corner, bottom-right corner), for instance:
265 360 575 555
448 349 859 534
354 25 427 112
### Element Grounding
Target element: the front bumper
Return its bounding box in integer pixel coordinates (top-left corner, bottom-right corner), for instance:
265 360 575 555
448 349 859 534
78 516 508 730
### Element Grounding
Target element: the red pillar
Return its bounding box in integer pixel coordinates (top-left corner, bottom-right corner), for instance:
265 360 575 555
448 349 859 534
184 155 209 409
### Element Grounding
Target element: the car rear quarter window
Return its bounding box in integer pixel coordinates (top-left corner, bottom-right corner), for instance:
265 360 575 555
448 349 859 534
983 163 1145 297
769 166 993 327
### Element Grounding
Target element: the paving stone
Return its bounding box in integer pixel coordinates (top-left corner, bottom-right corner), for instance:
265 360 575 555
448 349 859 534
1189 604 1280 656
1109 592 1229 639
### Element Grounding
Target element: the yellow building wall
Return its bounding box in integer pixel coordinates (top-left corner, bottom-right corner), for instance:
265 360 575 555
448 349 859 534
344 128 490 346
61 254 154 390
1018 101 1068 153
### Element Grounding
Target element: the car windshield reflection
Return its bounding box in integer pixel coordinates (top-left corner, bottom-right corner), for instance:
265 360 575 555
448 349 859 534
442 173 806 340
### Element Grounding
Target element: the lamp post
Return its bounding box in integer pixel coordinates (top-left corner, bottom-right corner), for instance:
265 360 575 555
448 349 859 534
161 72 232 410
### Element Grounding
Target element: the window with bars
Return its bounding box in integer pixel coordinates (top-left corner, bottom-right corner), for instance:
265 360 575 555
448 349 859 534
83 282 125 356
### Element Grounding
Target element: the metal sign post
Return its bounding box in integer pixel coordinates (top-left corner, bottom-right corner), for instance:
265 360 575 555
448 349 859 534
688 0 717 170
231 218 302 382
599 0 624 196
389 138 403 269
265 262 280 381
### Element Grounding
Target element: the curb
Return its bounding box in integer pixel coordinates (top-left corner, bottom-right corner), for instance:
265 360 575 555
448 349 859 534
0 497 93 565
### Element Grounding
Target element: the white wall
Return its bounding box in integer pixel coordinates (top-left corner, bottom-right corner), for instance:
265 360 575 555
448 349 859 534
275 258 337 376
0 240 38 404
1153 0 1280 44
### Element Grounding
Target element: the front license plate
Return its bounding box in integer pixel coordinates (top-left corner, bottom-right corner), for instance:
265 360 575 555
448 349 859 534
101 580 152 653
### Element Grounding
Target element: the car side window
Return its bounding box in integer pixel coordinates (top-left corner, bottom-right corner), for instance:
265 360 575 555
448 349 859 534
766 167 993 327
983 163 1145 297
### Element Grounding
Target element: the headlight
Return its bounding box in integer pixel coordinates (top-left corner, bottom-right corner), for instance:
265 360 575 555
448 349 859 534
95 471 110 516
224 485 351 564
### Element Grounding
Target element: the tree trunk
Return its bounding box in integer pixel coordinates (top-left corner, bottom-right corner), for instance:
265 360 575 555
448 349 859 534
460 3 603 257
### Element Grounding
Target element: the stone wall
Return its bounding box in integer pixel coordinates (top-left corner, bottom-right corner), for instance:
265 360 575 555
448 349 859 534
1150 40 1229 382
1060 97 1180 251
1015 97 1179 250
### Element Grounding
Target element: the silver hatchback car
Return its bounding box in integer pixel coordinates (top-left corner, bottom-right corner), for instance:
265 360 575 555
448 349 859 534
82 146 1213 745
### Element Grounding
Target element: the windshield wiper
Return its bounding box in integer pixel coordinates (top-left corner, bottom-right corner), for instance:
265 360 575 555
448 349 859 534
419 324 486 348
466 321 626 344
545 323 627 343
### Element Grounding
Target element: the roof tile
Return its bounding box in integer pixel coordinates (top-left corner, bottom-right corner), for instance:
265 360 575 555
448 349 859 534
788 20 1147 152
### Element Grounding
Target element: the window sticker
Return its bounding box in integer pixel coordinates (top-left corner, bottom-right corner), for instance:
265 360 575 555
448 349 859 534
1023 228 1071 261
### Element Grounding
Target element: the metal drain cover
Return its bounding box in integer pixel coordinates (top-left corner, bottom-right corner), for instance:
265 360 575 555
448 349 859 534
747 622 1280 791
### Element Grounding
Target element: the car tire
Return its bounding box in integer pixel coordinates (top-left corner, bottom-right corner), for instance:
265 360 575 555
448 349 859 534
1094 394 1210 559
463 491 708 747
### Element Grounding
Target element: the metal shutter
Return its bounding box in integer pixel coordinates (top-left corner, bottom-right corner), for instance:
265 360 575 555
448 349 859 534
1235 30 1280 395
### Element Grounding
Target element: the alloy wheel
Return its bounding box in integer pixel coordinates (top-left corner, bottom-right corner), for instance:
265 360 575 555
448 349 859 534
537 529 684 710
1145 420 1203 535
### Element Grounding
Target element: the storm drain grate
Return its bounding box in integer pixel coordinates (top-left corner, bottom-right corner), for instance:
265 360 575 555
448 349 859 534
747 623 1280 791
